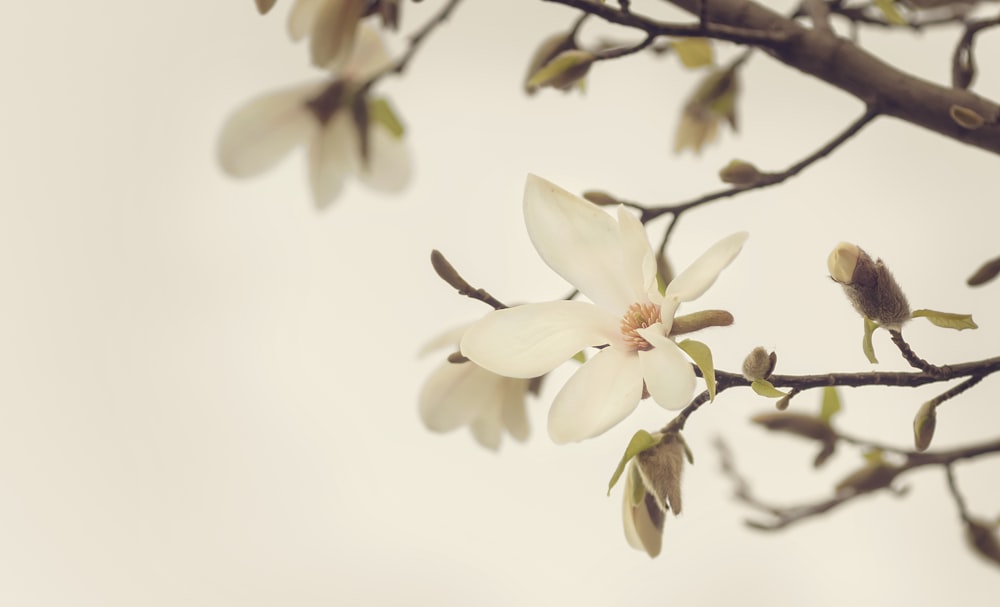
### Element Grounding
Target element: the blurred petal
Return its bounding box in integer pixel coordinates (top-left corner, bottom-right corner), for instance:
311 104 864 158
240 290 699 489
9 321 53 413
217 83 320 178
307 112 359 208
288 0 324 41
636 328 696 411
547 348 642 444
311 0 365 70
343 24 394 81
356 122 411 193
523 174 637 313
470 400 503 451
500 378 531 442
616 206 658 301
418 323 470 356
665 231 747 302
419 361 498 433
461 301 618 379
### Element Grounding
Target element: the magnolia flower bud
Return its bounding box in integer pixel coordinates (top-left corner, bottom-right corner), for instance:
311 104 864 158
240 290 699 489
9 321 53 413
718 159 763 187
526 49 595 92
828 242 910 330
669 310 734 335
912 401 937 452
581 190 620 206
752 413 834 442
835 462 900 496
742 346 776 381
256 0 278 14
634 434 686 515
965 518 1000 567
524 32 577 94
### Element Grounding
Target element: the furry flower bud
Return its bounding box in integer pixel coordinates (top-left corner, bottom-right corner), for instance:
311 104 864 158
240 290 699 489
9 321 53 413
742 346 776 381
828 242 910 330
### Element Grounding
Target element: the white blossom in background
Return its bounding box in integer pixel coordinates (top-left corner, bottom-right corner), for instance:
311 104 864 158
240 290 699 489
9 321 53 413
419 325 531 451
288 0 367 70
461 174 746 443
217 24 411 208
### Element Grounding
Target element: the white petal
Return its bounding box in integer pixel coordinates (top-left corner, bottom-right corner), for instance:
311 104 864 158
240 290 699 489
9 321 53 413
616 206 658 300
523 174 638 313
500 378 531 442
288 0 324 41
622 463 645 550
418 361 500 433
310 0 366 71
343 24 394 81
461 301 618 379
356 122 412 193
636 328 696 411
664 231 748 302
547 348 642 444
469 399 503 451
418 323 470 357
217 83 321 178
307 112 360 208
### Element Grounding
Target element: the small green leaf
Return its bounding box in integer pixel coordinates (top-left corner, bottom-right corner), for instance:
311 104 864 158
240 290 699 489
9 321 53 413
911 309 978 330
751 379 788 398
820 386 841 423
873 0 906 25
863 316 879 364
670 38 713 69
607 430 660 496
571 350 587 364
678 339 715 401
526 49 594 90
368 97 405 138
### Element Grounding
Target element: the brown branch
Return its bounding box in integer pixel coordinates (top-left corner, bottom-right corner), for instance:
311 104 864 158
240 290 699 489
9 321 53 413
363 0 464 89
430 250 508 310
889 328 944 376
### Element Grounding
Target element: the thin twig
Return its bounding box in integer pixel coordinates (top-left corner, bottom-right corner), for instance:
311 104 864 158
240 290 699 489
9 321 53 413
363 0 464 89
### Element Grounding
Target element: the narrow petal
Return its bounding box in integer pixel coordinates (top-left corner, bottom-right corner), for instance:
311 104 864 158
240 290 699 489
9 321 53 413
636 328 696 411
307 112 359 208
311 0 365 71
217 83 320 178
469 400 503 451
461 301 618 379
547 348 642 444
418 323 470 357
623 464 663 557
356 122 412 193
343 24 394 81
500 378 531 442
523 174 637 313
664 231 747 302
616 206 658 301
288 0 324 41
418 361 500 433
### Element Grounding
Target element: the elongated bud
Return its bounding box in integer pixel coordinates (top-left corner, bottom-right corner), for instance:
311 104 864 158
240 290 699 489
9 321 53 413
828 242 910 330
752 413 834 442
835 462 900 495
669 310 734 335
635 434 686 515
719 159 763 187
581 190 620 206
526 50 595 92
525 32 577 94
966 519 1000 567
967 255 1000 287
255 0 278 14
912 401 937 451
742 346 776 381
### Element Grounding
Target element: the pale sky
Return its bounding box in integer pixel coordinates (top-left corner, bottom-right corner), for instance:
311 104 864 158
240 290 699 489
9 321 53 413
2 1 999 605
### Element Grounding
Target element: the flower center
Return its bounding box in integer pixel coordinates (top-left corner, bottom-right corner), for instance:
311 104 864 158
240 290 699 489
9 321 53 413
620 302 662 351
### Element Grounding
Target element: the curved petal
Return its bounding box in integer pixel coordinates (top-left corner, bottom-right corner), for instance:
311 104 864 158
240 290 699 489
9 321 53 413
636 328 696 411
343 24 394 81
288 0 324 41
307 112 359 208
356 122 412 193
310 0 365 71
500 378 531 442
616 206 658 301
623 464 663 557
217 83 320 178
418 323 470 357
523 174 637 314
470 399 503 451
418 361 500 433
547 348 642 444
461 300 618 378
664 231 747 302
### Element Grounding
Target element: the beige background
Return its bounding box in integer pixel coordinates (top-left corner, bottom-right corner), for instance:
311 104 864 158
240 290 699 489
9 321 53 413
2 1 999 605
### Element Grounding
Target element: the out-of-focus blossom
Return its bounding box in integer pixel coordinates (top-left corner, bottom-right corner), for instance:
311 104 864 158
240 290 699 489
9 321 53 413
674 63 740 154
461 174 746 443
419 325 531 451
288 0 401 69
217 25 411 208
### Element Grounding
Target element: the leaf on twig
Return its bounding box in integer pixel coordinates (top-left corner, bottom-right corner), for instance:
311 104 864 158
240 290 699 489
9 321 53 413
862 316 879 363
911 309 978 330
678 339 715 401
751 379 788 398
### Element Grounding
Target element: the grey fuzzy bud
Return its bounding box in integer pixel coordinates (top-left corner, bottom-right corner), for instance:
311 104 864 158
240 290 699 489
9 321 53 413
742 347 776 381
828 242 910 330
635 434 686 515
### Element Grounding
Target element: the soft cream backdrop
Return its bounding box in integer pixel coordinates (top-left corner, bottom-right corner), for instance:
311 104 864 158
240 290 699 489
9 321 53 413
2 1 998 605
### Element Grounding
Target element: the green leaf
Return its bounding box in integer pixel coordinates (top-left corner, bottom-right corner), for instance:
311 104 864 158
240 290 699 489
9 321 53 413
751 379 788 398
873 0 906 25
607 430 660 496
670 38 713 69
628 464 646 506
820 386 841 423
526 49 594 90
368 97 405 139
571 350 587 364
677 339 715 401
862 316 879 364
911 309 978 330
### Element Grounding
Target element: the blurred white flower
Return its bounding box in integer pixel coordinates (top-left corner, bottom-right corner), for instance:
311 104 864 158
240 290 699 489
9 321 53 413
419 324 531 451
217 25 410 208
461 174 746 443
288 0 367 70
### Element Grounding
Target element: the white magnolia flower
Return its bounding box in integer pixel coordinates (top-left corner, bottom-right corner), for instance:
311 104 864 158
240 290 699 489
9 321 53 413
419 325 531 451
288 0 367 70
217 25 410 208
461 174 746 443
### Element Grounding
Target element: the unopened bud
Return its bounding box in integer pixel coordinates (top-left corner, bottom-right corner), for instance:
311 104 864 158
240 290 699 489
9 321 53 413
525 49 595 92
742 346 776 381
255 0 277 14
835 462 900 495
669 310 734 335
751 413 835 443
582 190 620 206
912 401 937 452
719 159 763 187
635 434 686 515
524 32 577 94
828 242 910 329
966 518 1000 566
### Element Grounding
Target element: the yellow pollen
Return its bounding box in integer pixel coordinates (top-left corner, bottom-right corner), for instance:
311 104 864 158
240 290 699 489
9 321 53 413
620 302 662 351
